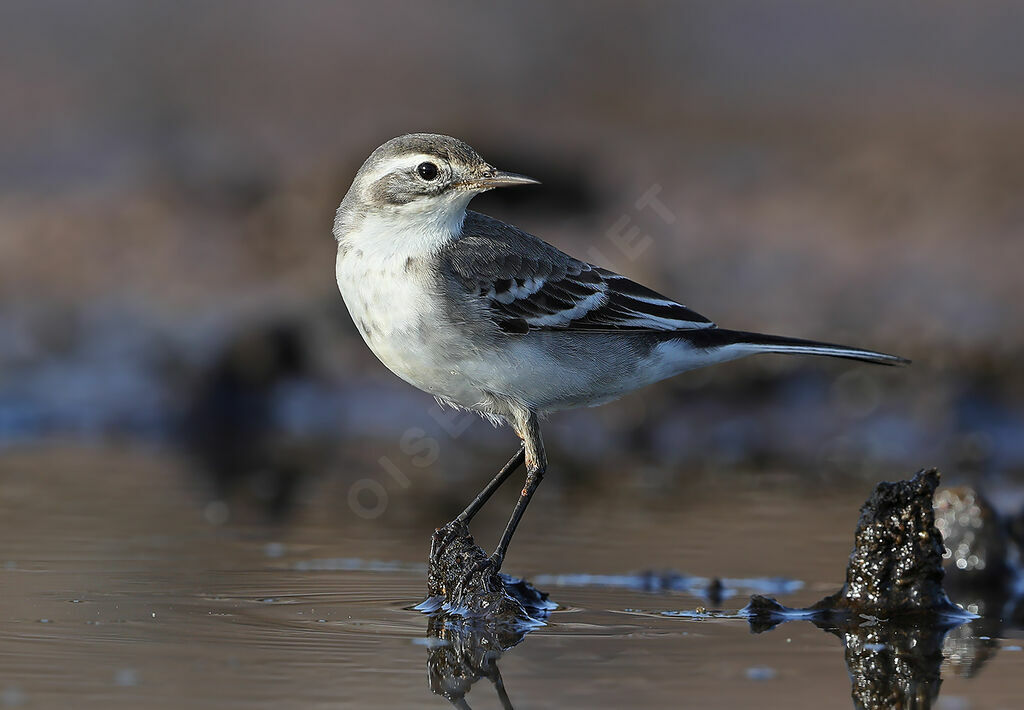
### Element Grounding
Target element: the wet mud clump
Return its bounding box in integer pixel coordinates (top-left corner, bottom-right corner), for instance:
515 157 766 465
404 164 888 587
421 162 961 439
743 469 972 710
420 525 553 706
421 523 554 624
747 469 961 626
812 468 961 617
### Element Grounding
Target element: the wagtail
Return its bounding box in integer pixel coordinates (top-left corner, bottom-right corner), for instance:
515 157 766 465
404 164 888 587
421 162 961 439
333 133 908 573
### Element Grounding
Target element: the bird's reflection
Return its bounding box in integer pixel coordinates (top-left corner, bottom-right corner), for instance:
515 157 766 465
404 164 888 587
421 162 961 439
420 524 553 709
423 612 537 709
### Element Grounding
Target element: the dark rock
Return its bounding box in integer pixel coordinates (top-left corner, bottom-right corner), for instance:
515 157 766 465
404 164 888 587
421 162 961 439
741 469 974 622
811 468 961 617
741 594 802 633
743 594 789 615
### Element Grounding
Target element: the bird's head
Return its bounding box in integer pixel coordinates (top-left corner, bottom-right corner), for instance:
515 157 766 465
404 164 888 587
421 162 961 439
335 133 538 248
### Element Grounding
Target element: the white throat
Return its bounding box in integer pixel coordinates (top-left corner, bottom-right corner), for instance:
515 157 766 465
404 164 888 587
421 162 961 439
336 194 472 263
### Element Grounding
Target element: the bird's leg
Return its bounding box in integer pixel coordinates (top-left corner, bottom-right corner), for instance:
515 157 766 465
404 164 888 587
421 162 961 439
454 444 526 527
432 444 525 558
489 412 546 571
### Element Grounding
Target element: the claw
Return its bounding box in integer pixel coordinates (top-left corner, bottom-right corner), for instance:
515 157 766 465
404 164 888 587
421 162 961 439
457 552 507 592
458 555 496 592
430 521 467 559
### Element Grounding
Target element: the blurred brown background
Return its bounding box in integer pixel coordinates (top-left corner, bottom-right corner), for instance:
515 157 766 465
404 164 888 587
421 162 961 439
1 0 1023 519
3 5 1024 707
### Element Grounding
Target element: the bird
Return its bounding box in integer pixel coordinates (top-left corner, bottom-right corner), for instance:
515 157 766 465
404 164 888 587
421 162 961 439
333 133 908 574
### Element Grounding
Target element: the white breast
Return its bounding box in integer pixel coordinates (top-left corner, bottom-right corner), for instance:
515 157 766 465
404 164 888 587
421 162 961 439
333 209 511 415
336 245 495 413
337 248 429 349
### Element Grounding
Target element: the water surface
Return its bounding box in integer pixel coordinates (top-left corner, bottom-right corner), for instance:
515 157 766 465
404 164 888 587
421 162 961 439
1 446 1021 708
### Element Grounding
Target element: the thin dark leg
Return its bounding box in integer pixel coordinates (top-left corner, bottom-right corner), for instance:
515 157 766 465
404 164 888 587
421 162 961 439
452 445 525 526
490 413 546 569
432 445 526 562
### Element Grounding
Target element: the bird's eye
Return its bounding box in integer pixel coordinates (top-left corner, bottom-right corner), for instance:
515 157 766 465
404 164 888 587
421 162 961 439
417 162 439 181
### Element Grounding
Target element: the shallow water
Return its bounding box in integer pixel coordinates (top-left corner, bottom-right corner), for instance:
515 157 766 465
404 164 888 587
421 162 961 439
1 446 1021 709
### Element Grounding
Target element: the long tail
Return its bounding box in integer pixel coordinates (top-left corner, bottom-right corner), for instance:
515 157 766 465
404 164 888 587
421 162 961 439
678 328 910 366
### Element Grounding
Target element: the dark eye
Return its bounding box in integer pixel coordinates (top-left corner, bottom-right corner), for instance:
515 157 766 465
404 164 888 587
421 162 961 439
417 162 439 181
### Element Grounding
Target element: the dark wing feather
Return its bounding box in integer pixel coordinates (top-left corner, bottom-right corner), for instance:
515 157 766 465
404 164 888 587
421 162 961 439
441 212 714 334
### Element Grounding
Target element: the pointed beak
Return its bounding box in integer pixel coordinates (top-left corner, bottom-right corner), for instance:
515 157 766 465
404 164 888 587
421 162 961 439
456 169 540 191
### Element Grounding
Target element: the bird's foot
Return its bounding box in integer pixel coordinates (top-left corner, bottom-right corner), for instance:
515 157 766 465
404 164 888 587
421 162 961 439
430 520 468 560
458 553 503 592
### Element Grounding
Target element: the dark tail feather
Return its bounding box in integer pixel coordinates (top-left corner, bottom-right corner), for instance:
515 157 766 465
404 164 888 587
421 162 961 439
678 328 910 367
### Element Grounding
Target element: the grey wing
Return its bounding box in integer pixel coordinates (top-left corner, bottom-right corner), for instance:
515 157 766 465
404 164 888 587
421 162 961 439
443 212 715 334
